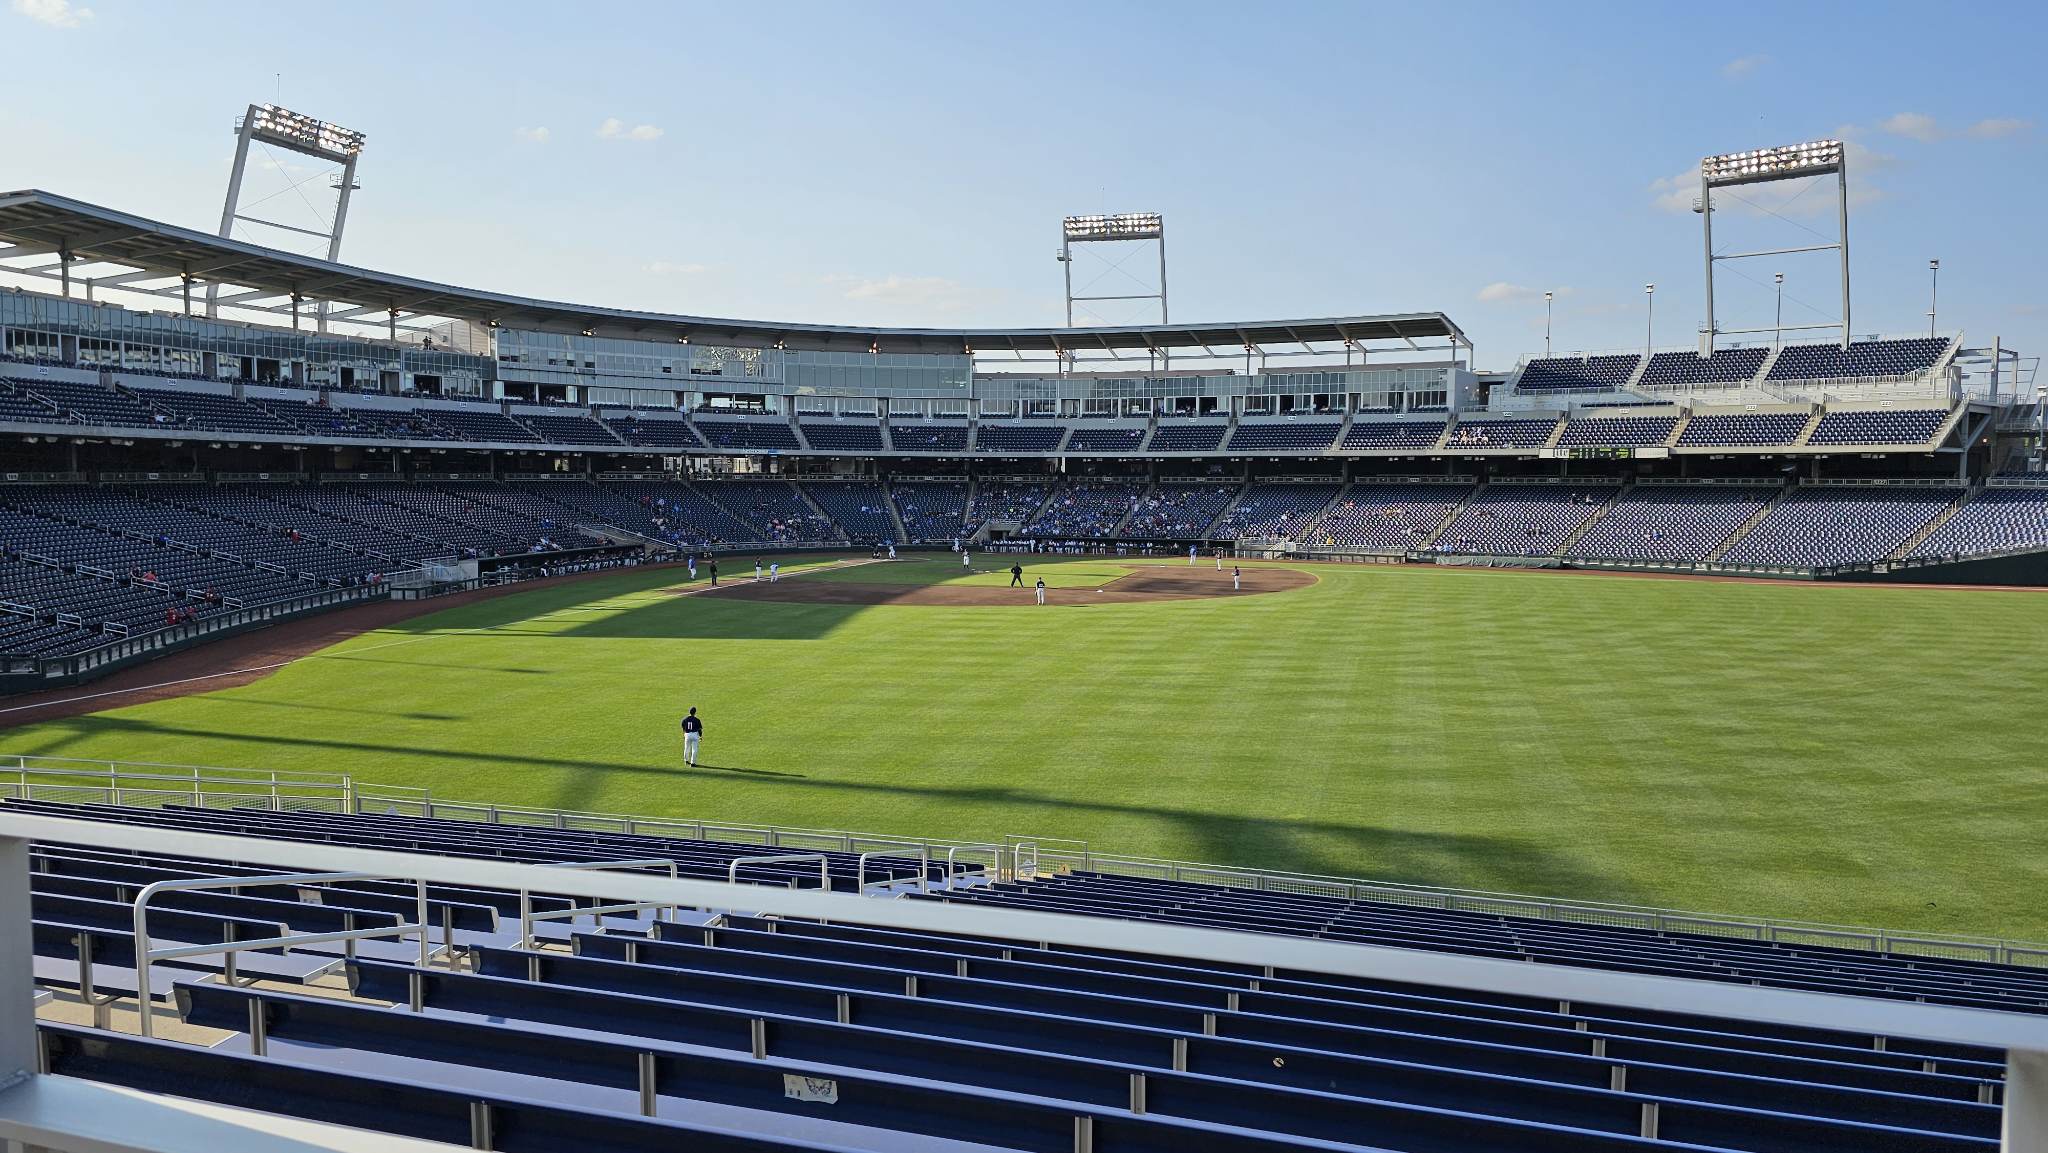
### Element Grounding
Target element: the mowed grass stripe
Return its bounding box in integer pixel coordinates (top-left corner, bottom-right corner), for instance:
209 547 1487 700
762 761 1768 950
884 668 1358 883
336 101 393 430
4 559 2043 941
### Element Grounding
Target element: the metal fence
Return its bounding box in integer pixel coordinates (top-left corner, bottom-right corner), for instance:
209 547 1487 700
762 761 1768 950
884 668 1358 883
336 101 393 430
7 754 2045 967
1 585 384 685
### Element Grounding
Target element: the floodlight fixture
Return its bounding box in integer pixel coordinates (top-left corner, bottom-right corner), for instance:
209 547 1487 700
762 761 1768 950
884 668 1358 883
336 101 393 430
248 104 367 161
1062 213 1163 241
1700 139 1841 188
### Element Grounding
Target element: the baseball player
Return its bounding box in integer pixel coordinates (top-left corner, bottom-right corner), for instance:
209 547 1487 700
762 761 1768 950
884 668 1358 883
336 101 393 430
681 707 704 766
769 561 780 582
687 554 697 580
1188 544 1197 565
961 548 971 569
1009 563 1024 587
1034 577 1046 604
1232 565 1242 591
1215 549 1223 571
753 558 764 582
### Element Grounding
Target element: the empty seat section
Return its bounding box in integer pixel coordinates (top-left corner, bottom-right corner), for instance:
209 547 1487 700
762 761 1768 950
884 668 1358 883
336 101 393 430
1340 421 1446 450
1064 425 1148 452
1568 487 1774 562
1676 412 1811 447
797 421 884 451
1123 484 1241 539
889 481 969 542
1636 348 1768 388
1768 337 1953 381
693 481 840 542
1305 484 1473 551
1024 481 1141 538
691 419 800 451
887 422 968 452
1212 484 1341 540
974 424 1066 452
1555 417 1679 446
1443 419 1559 448
1805 408 1949 445
1513 354 1639 393
1910 486 2048 559
1720 487 1960 567
1436 484 1618 555
594 411 699 448
969 480 1054 529
1145 423 1227 452
1226 422 1340 452
800 482 895 540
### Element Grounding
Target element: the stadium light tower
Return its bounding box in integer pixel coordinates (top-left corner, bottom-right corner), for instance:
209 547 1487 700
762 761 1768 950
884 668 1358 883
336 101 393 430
1056 213 1167 366
1697 139 1849 352
1543 290 1553 357
209 103 367 332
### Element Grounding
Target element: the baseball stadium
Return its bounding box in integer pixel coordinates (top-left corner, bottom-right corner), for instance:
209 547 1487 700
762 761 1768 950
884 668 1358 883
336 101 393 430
0 72 2044 1153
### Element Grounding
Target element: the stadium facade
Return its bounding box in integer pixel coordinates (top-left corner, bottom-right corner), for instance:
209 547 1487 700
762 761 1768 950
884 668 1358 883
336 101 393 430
1 187 2046 683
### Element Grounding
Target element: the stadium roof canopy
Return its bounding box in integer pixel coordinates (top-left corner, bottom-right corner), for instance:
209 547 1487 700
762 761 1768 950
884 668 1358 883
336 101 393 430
0 189 1466 360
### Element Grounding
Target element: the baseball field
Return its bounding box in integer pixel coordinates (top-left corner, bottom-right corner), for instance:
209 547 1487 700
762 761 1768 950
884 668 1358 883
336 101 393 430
3 553 2044 942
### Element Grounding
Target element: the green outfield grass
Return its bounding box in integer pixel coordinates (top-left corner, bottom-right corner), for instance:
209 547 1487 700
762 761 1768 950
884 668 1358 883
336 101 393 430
6 557 2045 941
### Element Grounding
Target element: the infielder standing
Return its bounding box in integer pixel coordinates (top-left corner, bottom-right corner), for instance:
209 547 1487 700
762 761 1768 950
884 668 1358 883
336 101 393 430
681 707 704 766
1188 544 1198 565
769 561 780 582
1034 577 1046 604
753 558 764 582
961 548 971 569
1232 565 1242 591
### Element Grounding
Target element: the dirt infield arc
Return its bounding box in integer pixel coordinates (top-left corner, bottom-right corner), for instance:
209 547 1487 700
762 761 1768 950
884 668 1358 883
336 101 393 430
707 563 1317 606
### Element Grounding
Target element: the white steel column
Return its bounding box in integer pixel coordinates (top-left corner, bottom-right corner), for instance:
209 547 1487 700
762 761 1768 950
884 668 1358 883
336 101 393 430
0 835 35 1081
2010 1048 2048 1153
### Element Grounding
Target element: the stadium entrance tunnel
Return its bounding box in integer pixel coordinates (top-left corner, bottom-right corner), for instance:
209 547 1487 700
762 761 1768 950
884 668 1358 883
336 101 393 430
697 563 1318 608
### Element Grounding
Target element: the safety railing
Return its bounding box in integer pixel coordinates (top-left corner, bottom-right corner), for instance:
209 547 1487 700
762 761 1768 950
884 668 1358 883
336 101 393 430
1 755 427 815
855 842 932 894
726 853 830 890
514 858 681 949
131 869 434 1038
15 755 2047 968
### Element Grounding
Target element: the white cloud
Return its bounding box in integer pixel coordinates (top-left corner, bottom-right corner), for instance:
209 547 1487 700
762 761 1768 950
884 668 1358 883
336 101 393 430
1721 54 1769 79
11 0 93 27
646 260 711 276
516 126 551 144
1967 117 2030 139
1880 112 1942 142
1476 282 1566 304
825 274 968 309
597 117 663 142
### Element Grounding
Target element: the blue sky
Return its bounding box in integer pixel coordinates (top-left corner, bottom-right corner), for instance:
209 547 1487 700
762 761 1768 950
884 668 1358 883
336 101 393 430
2 0 2040 368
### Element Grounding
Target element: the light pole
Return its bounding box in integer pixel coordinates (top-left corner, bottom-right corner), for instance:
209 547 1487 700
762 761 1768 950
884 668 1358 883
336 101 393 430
1774 273 1784 349
1544 291 1553 358
1643 284 1655 357
1927 259 1940 337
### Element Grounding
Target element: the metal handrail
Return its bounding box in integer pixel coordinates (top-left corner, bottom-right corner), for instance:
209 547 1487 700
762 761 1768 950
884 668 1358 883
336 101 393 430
515 858 680 949
727 853 830 890
131 869 432 1038
855 842 932 894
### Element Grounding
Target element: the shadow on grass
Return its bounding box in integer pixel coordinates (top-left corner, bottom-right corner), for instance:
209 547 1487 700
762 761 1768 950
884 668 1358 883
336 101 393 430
28 712 1635 902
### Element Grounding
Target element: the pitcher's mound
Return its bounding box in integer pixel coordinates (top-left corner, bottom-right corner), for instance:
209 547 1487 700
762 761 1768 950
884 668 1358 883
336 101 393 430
710 564 1315 607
